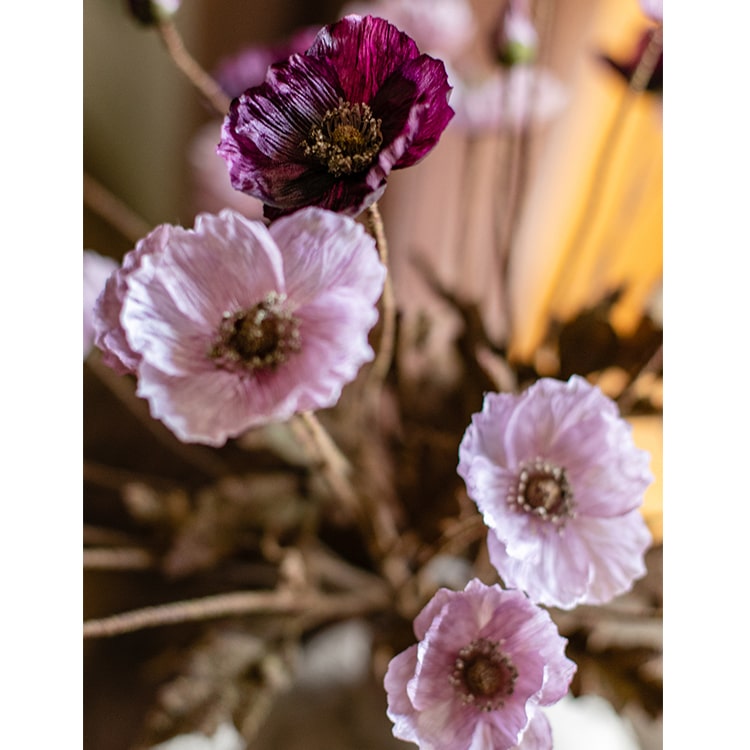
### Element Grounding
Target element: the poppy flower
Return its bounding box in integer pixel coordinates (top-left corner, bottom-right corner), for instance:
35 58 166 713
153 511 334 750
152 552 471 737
217 14 454 219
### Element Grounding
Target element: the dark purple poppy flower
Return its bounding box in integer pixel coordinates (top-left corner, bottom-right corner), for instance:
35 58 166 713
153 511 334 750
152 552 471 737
217 14 454 219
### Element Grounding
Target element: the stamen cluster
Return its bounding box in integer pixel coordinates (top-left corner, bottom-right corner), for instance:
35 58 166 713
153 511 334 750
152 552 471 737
450 637 518 712
210 292 301 373
303 100 383 177
510 457 575 526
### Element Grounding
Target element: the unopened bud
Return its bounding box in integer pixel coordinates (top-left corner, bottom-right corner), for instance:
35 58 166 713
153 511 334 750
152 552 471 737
496 0 538 67
126 0 181 25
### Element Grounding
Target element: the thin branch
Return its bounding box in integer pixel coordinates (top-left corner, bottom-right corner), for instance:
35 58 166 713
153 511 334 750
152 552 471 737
83 172 152 245
291 411 361 523
83 587 389 639
365 202 397 390
156 19 231 117
616 341 663 413
84 547 156 571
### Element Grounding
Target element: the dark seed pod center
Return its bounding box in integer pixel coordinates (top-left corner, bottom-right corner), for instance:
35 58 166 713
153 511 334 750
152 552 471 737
210 292 300 373
303 99 383 177
510 458 575 525
451 638 518 712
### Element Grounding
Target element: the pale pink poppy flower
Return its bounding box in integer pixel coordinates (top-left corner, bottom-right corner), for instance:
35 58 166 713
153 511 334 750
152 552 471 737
385 579 576 749
93 207 385 446
458 376 653 609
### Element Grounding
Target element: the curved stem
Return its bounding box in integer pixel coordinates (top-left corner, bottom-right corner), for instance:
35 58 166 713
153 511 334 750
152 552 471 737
83 586 389 639
365 202 397 389
156 19 232 117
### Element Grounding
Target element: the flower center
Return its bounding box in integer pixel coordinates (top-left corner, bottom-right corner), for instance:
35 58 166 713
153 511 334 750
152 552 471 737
509 458 575 526
209 292 301 373
451 638 518 712
302 99 383 177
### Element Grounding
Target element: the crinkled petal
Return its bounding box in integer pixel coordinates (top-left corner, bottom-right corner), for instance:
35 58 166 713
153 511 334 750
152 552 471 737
384 645 421 744
226 54 342 161
288 291 377 412
269 206 385 305
307 14 420 103
572 512 651 605
135 362 298 447
458 392 520 470
486 529 592 610
84 250 118 359
93 225 172 374
515 710 552 750
374 54 454 168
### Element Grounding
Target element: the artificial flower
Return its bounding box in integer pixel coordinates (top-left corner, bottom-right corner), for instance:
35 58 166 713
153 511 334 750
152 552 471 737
93 207 385 446
217 14 454 219
457 376 653 609
340 0 476 61
384 579 576 749
84 250 118 359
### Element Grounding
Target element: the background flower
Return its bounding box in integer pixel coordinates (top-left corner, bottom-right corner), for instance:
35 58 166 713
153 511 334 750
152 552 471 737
217 14 454 218
94 207 385 446
384 580 576 750
340 0 477 61
458 376 653 609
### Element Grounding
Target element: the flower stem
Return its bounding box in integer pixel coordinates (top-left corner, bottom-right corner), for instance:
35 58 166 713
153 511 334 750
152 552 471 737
292 411 361 522
83 586 389 639
156 19 231 117
83 172 153 245
365 202 397 388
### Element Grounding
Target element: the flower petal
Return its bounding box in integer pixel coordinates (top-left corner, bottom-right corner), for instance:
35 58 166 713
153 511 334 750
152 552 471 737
307 14 420 103
270 206 385 305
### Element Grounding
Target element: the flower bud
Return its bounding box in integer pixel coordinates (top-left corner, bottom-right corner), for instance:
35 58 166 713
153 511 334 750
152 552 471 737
496 0 538 66
126 0 180 25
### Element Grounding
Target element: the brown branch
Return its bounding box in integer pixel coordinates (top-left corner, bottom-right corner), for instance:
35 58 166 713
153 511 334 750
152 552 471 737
156 20 231 117
84 547 156 571
83 587 390 639
365 202 397 389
